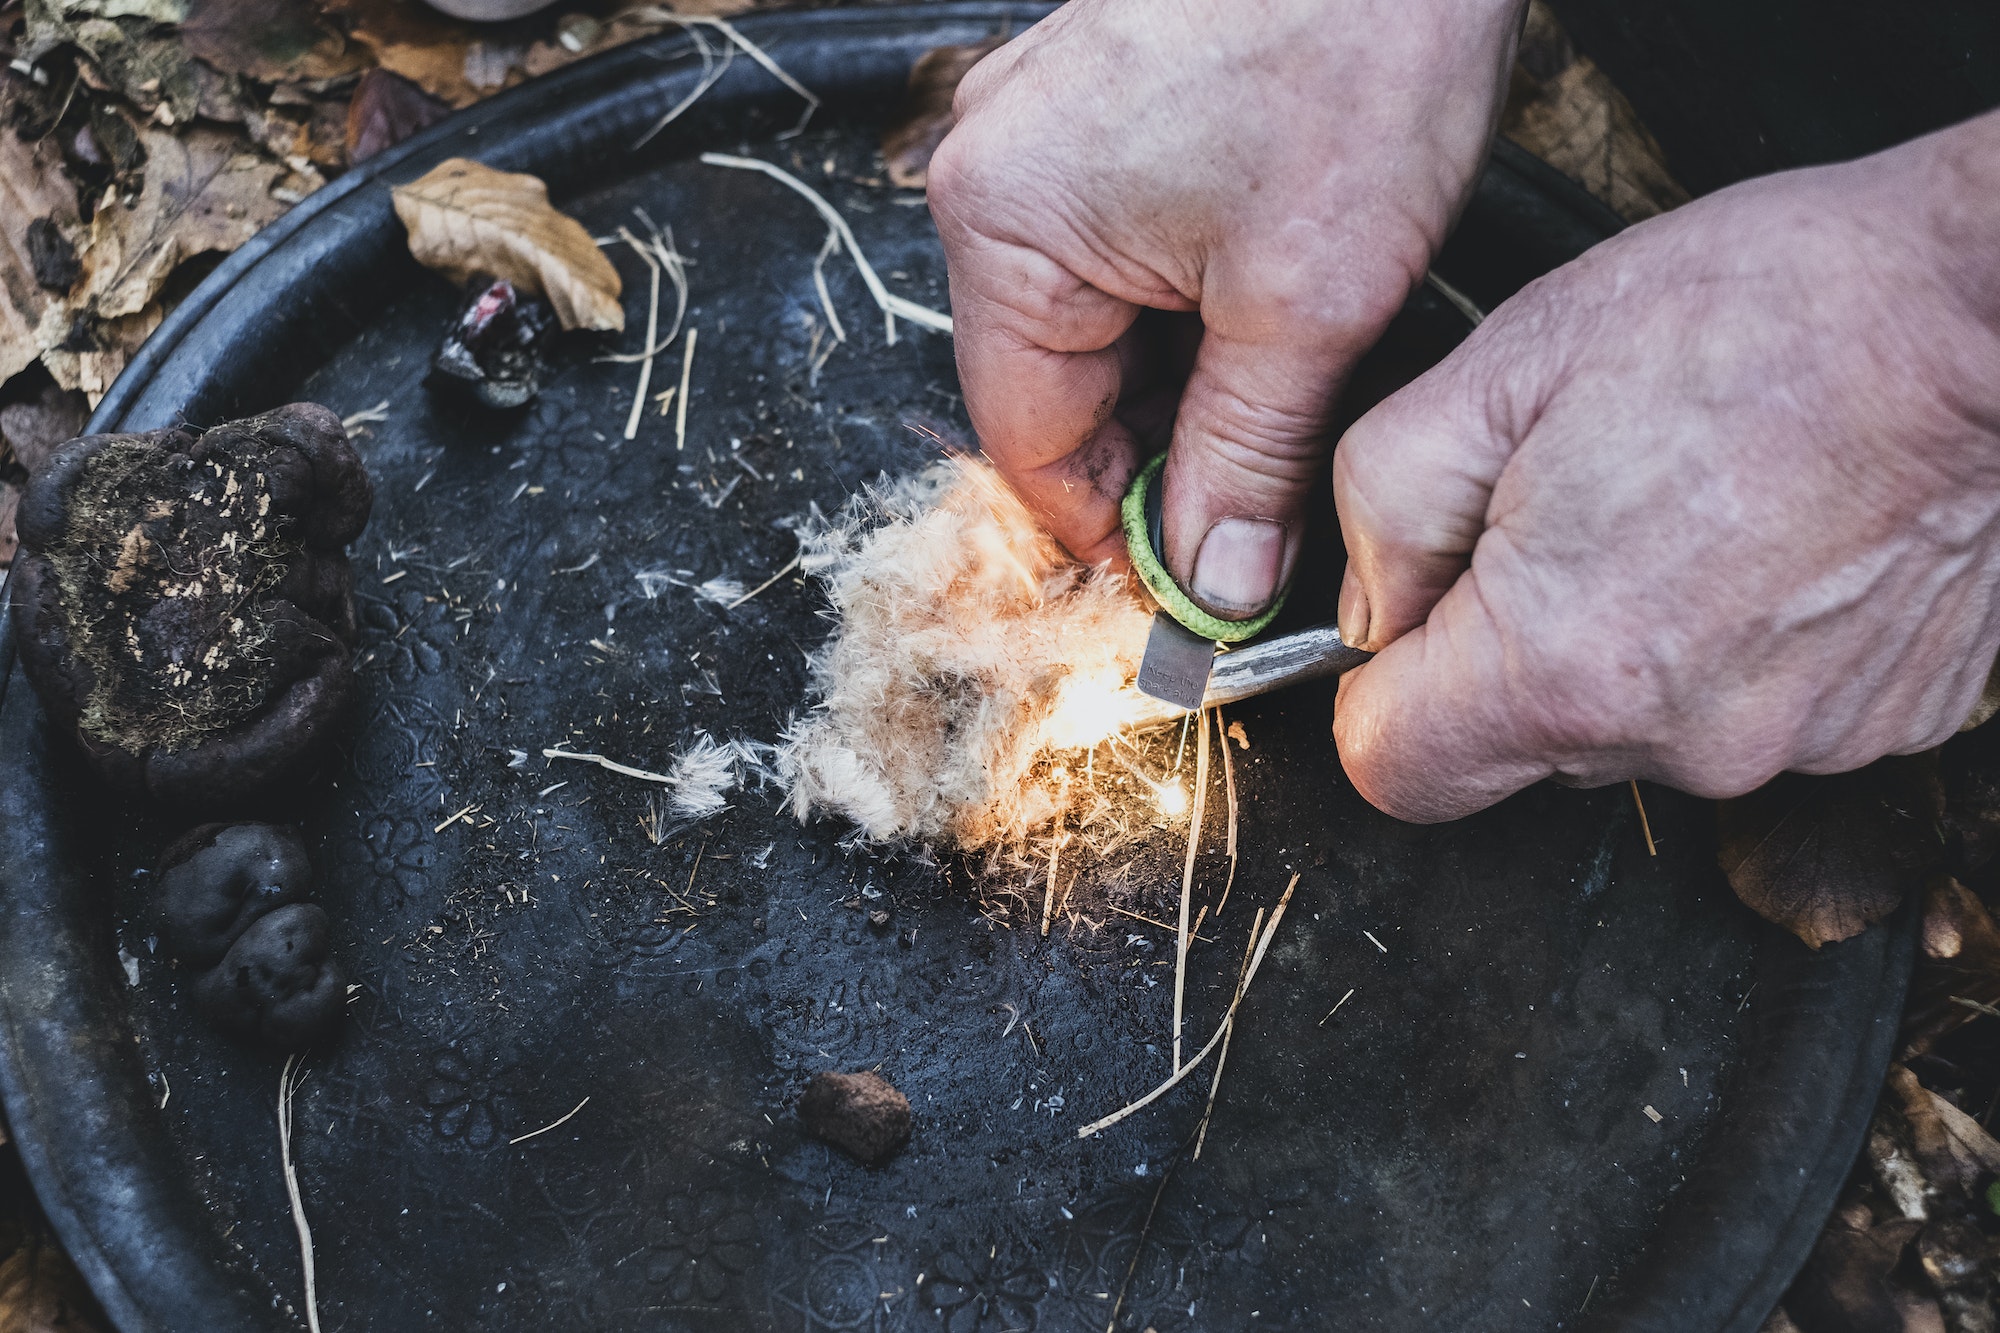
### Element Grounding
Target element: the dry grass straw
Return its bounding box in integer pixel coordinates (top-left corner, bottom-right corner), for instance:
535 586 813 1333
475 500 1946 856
724 551 801 609
1077 873 1299 1140
632 13 819 146
1630 779 1657 856
811 228 847 344
699 152 952 342
674 327 697 451
1172 707 1211 1071
1216 708 1240 915
1194 922 1261 1158
278 1054 319 1333
509 1096 591 1145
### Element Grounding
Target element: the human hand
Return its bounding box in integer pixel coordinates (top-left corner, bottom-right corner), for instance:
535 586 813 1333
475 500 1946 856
1332 112 2000 821
928 0 1524 618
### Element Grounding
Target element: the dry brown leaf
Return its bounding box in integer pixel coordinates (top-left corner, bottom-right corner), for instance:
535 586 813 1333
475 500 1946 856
0 382 90 477
1903 876 2000 1057
1785 1210 1929 1333
0 1234 107 1333
344 67 450 164
1 129 83 385
392 158 622 332
71 125 287 321
179 0 371 84
1500 0 1690 223
881 39 1002 190
1717 754 1944 949
38 303 164 405
1887 1064 2000 1198
325 0 506 108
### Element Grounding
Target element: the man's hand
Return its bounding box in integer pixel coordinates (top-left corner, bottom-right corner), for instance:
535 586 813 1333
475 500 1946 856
1333 112 2000 821
929 0 1523 618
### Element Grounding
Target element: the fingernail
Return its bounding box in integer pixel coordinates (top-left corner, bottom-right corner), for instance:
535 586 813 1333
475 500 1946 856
1190 518 1286 617
1338 564 1369 649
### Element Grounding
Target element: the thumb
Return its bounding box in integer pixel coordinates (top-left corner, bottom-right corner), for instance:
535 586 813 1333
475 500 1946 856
1158 329 1348 620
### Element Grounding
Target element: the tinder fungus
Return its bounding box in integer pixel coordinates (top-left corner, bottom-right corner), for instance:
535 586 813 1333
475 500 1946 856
10 403 371 809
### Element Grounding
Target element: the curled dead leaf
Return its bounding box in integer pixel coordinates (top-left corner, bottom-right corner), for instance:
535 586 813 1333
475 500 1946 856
2 126 83 385
1717 754 1943 950
392 158 623 333
1903 876 2000 1058
344 68 450 164
881 38 1004 190
1 481 20 567
72 125 288 321
1887 1064 2000 1198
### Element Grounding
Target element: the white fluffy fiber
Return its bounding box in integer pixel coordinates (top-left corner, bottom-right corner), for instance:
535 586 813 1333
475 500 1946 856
777 456 1153 847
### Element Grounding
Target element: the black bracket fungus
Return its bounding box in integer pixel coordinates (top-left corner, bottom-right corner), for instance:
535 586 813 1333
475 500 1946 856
430 277 558 411
9 403 372 811
157 822 314 970
798 1070 912 1165
194 903 347 1050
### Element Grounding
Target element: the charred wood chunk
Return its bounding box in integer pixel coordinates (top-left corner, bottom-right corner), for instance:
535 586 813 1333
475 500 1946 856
9 403 372 811
798 1070 912 1165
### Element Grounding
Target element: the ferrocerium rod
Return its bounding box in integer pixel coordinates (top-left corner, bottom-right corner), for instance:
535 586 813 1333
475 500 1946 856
1127 622 1371 730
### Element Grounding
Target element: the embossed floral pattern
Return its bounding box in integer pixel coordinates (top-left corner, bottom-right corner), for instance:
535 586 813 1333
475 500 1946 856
922 1246 1045 1332
643 1190 757 1304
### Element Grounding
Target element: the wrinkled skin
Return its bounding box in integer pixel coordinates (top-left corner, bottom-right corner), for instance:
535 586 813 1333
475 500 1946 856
1332 119 2000 820
929 0 1523 615
937 0 2000 821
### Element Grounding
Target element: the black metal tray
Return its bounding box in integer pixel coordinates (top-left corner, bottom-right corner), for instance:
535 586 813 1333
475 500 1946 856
0 7 1913 1331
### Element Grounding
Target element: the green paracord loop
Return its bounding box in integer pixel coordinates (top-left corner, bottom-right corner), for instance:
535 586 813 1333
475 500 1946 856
1120 453 1287 644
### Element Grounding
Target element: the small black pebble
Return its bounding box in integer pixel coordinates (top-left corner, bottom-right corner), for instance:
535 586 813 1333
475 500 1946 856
798 1071 911 1165
898 928 916 950
431 278 557 410
195 904 347 1050
158 823 313 968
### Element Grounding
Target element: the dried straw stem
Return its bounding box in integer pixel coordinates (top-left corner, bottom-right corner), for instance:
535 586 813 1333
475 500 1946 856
1077 873 1299 1140
1215 708 1239 917
1172 707 1211 1071
278 1055 320 1333
698 152 952 341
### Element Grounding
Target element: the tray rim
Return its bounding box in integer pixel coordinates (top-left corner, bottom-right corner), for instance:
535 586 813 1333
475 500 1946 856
0 7 1914 1330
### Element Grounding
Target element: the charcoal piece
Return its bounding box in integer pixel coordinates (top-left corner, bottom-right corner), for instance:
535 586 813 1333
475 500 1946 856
430 278 558 411
158 823 314 969
9 403 372 810
195 904 347 1050
798 1070 912 1165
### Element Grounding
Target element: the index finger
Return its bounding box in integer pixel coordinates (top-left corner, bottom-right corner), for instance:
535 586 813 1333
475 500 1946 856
933 213 1143 565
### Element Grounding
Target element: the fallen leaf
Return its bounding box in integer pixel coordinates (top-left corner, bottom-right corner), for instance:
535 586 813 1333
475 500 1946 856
1903 876 2000 1058
324 0 500 108
71 124 287 320
1500 1 1690 223
0 381 90 476
1784 1210 1929 1333
0 1231 107 1333
1888 1064 2000 1198
1717 754 1943 949
392 158 622 332
881 39 1002 189
179 0 371 84
344 68 450 164
37 303 163 404
1 127 83 385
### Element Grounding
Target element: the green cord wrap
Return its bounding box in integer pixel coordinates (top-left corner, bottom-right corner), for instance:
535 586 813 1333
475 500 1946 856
1120 453 1286 644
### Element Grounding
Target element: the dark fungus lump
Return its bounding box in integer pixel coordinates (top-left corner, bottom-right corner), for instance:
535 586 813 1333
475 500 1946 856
799 1070 912 1165
158 822 315 969
196 902 348 1050
10 403 372 809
